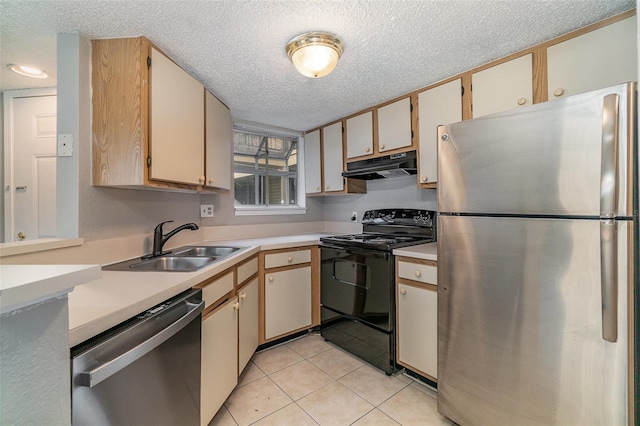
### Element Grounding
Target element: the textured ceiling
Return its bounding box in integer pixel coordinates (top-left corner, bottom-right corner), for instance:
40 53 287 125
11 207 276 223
0 0 635 131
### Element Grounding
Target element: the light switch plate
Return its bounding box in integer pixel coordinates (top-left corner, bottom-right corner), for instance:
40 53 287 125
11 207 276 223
58 134 73 157
200 204 214 218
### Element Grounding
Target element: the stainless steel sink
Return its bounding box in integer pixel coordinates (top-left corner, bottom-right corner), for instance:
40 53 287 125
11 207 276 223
128 256 216 272
173 246 242 258
102 245 245 272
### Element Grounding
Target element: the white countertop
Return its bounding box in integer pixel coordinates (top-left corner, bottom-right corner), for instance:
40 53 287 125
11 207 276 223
393 242 438 261
0 264 101 314
68 233 330 346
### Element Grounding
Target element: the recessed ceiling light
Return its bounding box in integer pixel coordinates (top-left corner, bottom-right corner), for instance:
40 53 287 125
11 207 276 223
7 64 48 79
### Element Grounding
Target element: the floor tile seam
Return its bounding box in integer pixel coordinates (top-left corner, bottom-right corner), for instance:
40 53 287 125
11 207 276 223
338 376 413 408
348 406 401 426
291 400 322 425
239 375 295 426
289 344 334 360
261 356 308 376
222 404 241 426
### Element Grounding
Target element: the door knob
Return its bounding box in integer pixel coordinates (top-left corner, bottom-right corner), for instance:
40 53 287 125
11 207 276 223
17 232 26 241
400 288 407 295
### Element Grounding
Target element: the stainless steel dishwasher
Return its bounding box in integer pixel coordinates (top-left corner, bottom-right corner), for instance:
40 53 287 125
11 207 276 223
71 288 204 425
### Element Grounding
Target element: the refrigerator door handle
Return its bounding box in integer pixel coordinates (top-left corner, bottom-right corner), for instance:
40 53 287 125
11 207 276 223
600 219 618 342
600 93 620 219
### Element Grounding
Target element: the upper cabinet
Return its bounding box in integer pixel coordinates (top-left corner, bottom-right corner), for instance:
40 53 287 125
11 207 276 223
205 91 232 191
417 79 462 188
471 53 533 118
377 97 413 153
346 111 374 159
304 129 322 194
92 36 230 192
323 122 346 193
546 16 637 100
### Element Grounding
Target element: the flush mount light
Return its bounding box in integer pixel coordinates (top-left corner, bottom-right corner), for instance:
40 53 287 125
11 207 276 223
286 31 344 78
7 64 48 79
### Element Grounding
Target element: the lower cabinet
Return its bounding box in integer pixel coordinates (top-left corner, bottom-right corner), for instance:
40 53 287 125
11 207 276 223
264 266 312 340
260 246 319 343
396 257 438 381
238 277 259 374
201 296 238 426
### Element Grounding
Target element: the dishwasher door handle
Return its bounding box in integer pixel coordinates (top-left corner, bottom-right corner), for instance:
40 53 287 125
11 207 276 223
77 299 204 388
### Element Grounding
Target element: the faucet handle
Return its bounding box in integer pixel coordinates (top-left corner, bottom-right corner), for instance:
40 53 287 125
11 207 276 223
155 220 174 234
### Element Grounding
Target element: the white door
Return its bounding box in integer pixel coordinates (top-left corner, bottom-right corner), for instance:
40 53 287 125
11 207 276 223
4 92 57 241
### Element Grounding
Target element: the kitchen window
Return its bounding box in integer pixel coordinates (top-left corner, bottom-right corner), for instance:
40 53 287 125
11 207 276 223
233 124 306 215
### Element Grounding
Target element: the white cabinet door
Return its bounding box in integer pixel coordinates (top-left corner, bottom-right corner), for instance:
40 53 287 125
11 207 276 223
322 122 344 192
201 297 238 426
547 16 637 100
238 278 259 374
418 79 462 186
150 47 204 185
378 97 412 153
264 266 312 340
304 130 322 194
205 90 231 190
397 283 437 379
472 53 532 118
346 111 373 159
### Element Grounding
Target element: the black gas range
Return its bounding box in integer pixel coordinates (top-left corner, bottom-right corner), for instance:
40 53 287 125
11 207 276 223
320 209 437 251
319 209 437 375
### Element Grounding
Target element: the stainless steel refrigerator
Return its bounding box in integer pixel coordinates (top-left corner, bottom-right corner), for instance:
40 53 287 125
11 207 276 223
437 82 637 425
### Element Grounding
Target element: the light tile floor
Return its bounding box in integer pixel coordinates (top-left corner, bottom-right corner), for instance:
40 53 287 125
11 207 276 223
210 333 453 426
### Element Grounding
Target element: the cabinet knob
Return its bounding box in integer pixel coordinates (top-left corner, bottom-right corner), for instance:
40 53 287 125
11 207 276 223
517 97 527 106
415 270 422 278
380 144 385 150
198 176 205 183
233 302 240 310
287 256 293 263
268 276 274 282
365 147 371 153
208 178 213 185
400 288 407 295
240 293 247 300
553 88 565 97
316 186 320 191
421 176 428 183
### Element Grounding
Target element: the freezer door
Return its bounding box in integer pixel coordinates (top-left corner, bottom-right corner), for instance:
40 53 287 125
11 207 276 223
437 215 629 425
438 82 635 217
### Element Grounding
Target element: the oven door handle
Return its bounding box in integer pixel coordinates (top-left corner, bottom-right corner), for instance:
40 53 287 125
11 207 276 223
320 243 390 258
76 299 204 388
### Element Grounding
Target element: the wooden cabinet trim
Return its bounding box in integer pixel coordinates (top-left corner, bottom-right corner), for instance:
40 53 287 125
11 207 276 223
202 293 237 320
395 256 437 267
397 279 437 292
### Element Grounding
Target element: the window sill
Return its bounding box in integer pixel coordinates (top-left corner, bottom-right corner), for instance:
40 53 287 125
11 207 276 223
234 206 307 216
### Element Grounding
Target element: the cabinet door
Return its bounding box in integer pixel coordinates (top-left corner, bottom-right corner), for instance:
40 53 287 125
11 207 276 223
205 91 231 190
378 97 412 153
150 47 205 185
264 266 312 340
547 17 637 100
304 130 322 194
418 79 462 186
201 298 238 426
346 111 373 159
238 278 259 374
472 53 532 118
397 283 437 379
322 122 345 192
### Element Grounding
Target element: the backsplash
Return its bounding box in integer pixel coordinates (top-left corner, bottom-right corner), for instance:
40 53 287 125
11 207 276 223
323 175 437 222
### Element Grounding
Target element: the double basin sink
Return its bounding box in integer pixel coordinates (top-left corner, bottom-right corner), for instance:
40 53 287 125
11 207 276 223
103 246 244 272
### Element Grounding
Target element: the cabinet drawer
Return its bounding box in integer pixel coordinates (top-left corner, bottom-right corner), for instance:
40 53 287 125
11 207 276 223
202 271 234 308
398 261 437 285
237 257 258 285
264 249 311 269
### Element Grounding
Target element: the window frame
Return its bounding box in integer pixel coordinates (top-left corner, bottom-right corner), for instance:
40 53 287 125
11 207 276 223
232 121 306 216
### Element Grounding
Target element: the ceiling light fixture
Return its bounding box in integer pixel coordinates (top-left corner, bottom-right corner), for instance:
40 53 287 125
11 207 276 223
286 31 344 78
7 64 48 79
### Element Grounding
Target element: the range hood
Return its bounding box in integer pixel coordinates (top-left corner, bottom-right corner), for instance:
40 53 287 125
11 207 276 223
342 150 417 180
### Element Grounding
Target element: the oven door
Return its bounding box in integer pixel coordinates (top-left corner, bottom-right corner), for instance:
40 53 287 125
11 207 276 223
320 244 394 332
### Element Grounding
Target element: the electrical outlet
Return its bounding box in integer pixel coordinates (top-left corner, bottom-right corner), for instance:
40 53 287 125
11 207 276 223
351 211 358 222
200 204 214 218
